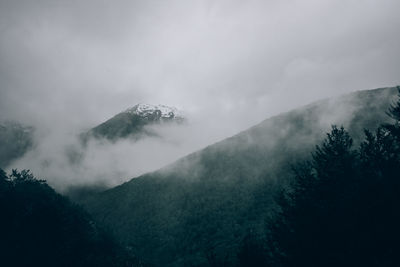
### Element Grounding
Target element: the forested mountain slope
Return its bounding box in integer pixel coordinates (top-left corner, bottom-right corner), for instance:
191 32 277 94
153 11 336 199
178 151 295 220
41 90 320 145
82 87 398 266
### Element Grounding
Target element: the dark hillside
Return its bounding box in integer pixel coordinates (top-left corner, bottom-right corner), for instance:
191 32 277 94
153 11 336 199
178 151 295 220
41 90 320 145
83 87 398 266
0 169 141 267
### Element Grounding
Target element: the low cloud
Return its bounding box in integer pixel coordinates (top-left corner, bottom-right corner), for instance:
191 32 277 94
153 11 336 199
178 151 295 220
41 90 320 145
7 112 243 191
1 0 400 189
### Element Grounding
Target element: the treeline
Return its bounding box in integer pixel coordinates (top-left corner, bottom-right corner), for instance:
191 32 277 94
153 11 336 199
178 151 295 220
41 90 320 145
0 169 141 267
239 87 400 266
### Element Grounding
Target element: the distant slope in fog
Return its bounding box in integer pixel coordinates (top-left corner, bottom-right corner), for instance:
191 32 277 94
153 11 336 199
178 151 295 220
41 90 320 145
0 121 34 169
82 87 398 266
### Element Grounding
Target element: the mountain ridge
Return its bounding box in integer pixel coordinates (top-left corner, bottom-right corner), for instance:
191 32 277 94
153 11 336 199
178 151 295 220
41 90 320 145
82 87 398 266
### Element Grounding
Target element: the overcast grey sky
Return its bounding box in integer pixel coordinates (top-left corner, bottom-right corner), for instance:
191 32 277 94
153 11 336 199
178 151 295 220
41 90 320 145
1 0 400 188
1 0 399 131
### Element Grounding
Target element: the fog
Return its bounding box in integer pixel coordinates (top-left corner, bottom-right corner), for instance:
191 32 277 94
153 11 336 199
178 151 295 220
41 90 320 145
8 110 244 190
1 0 400 189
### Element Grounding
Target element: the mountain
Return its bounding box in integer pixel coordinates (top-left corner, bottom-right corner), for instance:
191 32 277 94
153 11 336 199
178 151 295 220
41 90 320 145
81 87 398 266
83 104 185 142
0 121 34 169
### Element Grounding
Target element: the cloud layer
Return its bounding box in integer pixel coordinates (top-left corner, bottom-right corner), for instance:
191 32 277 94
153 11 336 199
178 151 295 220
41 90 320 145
1 0 400 189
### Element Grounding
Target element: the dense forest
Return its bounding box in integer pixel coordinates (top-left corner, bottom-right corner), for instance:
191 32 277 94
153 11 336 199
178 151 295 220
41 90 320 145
0 169 141 267
261 87 400 266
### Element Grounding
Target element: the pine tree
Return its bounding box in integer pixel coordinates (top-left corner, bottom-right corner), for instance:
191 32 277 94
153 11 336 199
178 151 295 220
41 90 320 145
356 87 400 266
269 126 359 266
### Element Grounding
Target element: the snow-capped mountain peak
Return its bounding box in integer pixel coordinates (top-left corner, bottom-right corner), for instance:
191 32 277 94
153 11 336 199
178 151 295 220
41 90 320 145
125 104 184 119
84 103 186 142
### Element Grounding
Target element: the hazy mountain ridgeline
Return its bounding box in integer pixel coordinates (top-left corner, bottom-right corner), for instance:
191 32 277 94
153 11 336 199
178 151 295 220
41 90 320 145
0 121 34 169
82 87 398 266
82 104 185 143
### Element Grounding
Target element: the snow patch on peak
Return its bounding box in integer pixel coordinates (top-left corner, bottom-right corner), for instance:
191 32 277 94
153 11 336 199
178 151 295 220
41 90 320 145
125 104 184 119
